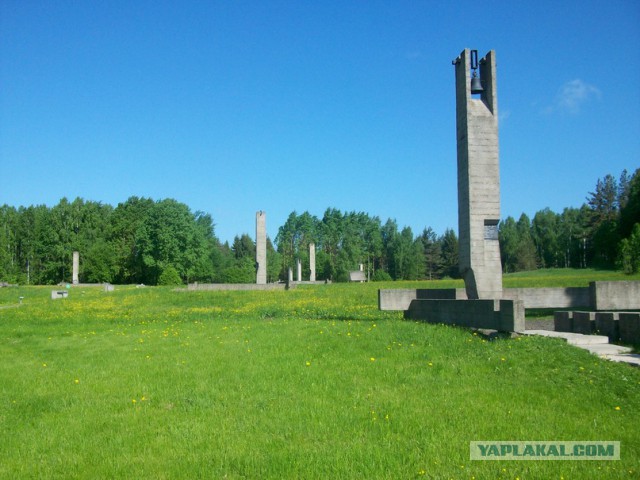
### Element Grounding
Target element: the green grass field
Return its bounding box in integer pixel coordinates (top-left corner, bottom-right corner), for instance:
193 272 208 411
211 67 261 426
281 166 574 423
1 273 639 479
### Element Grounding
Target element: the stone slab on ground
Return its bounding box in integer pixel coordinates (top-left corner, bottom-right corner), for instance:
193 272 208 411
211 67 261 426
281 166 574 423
605 354 640 366
524 330 609 345
579 344 633 356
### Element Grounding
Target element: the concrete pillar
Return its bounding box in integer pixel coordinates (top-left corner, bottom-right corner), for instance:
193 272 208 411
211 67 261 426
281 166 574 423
256 211 267 284
296 259 302 282
453 49 502 300
288 267 293 285
72 251 79 285
309 243 316 282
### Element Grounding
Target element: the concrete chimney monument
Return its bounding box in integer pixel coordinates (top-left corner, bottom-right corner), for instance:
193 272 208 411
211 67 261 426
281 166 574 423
453 49 502 299
72 251 80 285
256 211 267 284
309 243 316 282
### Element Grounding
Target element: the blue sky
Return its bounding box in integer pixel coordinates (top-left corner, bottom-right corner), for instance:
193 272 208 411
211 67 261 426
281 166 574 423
1 1 639 244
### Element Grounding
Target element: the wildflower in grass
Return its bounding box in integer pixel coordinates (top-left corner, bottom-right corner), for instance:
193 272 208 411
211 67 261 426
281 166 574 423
501 357 506 362
428 362 433 367
132 399 137 404
306 361 311 367
42 363 47 367
615 406 621 411
74 379 80 384
370 357 375 362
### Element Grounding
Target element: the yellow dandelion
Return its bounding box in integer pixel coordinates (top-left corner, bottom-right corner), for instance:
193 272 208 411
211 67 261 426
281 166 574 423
370 357 375 362
42 363 47 367
615 406 621 411
74 379 80 384
132 399 137 404
305 361 311 366
428 362 433 367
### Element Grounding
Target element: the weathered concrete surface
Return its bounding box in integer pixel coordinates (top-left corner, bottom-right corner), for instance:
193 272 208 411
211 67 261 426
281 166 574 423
572 311 596 335
502 287 590 309
523 330 608 346
605 354 640 366
51 290 68 299
554 311 573 332
309 243 316 282
72 251 79 285
380 287 589 311
404 299 525 333
580 343 632 356
454 49 502 300
256 211 267 285
619 313 640 344
378 288 466 310
591 281 640 310
595 312 620 343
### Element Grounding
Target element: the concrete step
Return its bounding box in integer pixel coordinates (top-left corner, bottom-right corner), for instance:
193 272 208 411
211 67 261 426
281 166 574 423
524 330 609 345
604 354 640 366
524 329 639 367
580 344 633 356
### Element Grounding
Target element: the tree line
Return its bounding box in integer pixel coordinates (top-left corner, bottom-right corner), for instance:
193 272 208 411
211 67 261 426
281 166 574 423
1 169 638 285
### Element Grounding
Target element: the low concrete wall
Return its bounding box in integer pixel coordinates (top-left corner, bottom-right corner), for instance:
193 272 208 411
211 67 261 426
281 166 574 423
380 287 589 311
381 282 640 312
591 281 640 311
187 283 290 291
502 287 590 309
556 310 640 344
378 288 466 310
404 299 525 333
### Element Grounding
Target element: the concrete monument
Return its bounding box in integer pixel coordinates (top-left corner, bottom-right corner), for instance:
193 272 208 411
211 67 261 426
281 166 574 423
72 251 79 285
296 259 302 282
256 211 267 284
309 243 316 282
453 49 502 299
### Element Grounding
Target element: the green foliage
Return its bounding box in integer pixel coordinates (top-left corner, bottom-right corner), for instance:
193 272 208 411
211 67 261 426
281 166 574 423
371 269 392 281
157 264 183 285
2 168 639 285
620 223 640 274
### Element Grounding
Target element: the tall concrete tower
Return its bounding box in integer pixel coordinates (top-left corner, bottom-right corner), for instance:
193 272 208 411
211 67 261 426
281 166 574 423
256 211 267 284
309 242 316 282
72 251 80 285
453 49 502 299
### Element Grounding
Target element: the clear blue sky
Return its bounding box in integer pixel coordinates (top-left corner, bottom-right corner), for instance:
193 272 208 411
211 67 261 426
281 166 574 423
1 1 639 244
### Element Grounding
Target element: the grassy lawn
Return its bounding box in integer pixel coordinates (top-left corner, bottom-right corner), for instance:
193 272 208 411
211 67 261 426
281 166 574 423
1 276 639 478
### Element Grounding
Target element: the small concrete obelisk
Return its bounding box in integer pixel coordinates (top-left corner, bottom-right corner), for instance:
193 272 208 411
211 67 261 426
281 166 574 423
256 211 267 284
453 49 502 299
309 243 316 282
296 259 302 282
72 251 80 285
